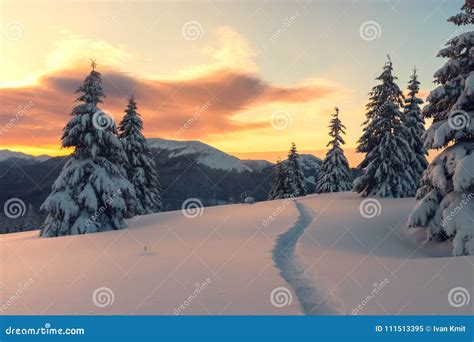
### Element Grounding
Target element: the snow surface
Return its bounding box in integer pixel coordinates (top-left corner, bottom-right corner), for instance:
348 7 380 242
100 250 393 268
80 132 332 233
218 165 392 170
1 193 472 315
0 150 50 162
147 138 252 173
298 193 473 315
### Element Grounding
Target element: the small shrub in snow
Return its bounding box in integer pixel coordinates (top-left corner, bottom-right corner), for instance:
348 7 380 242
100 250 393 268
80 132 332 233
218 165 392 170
244 197 255 204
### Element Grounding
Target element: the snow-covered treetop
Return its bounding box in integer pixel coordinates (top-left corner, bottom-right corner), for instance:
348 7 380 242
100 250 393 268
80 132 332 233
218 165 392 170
75 60 105 106
118 95 145 144
405 68 423 107
448 0 473 26
61 61 125 163
370 56 405 110
327 107 346 148
404 68 425 130
423 1 474 149
357 56 405 154
288 142 299 161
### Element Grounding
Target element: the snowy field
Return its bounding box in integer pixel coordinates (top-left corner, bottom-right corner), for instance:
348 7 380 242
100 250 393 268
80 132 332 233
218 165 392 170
1 193 472 315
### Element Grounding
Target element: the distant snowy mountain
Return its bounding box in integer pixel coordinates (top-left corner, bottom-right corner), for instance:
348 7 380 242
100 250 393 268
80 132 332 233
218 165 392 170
242 159 274 172
297 154 322 170
147 138 252 173
0 140 325 234
0 149 50 162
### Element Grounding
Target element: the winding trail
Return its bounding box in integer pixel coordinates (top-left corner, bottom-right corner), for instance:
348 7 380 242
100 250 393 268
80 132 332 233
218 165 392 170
272 200 340 315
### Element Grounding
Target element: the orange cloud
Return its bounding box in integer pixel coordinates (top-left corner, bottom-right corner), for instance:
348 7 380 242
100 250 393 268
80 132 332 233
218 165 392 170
0 66 342 149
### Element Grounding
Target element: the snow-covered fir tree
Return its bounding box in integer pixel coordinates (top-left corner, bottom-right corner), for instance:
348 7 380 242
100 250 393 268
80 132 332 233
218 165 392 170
354 56 417 198
404 68 429 188
40 61 136 237
118 95 163 214
284 143 307 197
409 0 474 255
269 159 288 199
315 107 352 193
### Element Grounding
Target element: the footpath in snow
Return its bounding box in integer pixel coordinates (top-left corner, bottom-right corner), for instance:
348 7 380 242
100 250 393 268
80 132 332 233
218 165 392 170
273 201 339 314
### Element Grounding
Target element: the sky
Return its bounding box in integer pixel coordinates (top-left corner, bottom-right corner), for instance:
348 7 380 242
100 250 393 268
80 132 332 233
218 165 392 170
0 0 466 165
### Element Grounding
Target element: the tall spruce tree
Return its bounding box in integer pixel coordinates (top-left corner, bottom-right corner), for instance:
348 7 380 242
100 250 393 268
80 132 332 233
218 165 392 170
315 107 352 193
409 0 474 255
40 61 136 237
404 68 429 189
118 95 163 214
354 56 417 198
269 159 288 200
284 142 307 197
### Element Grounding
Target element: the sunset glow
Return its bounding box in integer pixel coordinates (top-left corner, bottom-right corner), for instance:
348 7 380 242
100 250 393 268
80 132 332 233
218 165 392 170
0 0 463 165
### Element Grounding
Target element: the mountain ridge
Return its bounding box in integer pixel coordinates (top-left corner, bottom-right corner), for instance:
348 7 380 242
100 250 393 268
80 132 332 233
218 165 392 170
1 138 323 173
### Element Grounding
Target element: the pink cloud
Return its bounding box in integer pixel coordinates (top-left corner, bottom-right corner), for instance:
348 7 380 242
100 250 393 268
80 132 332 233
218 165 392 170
0 67 341 146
